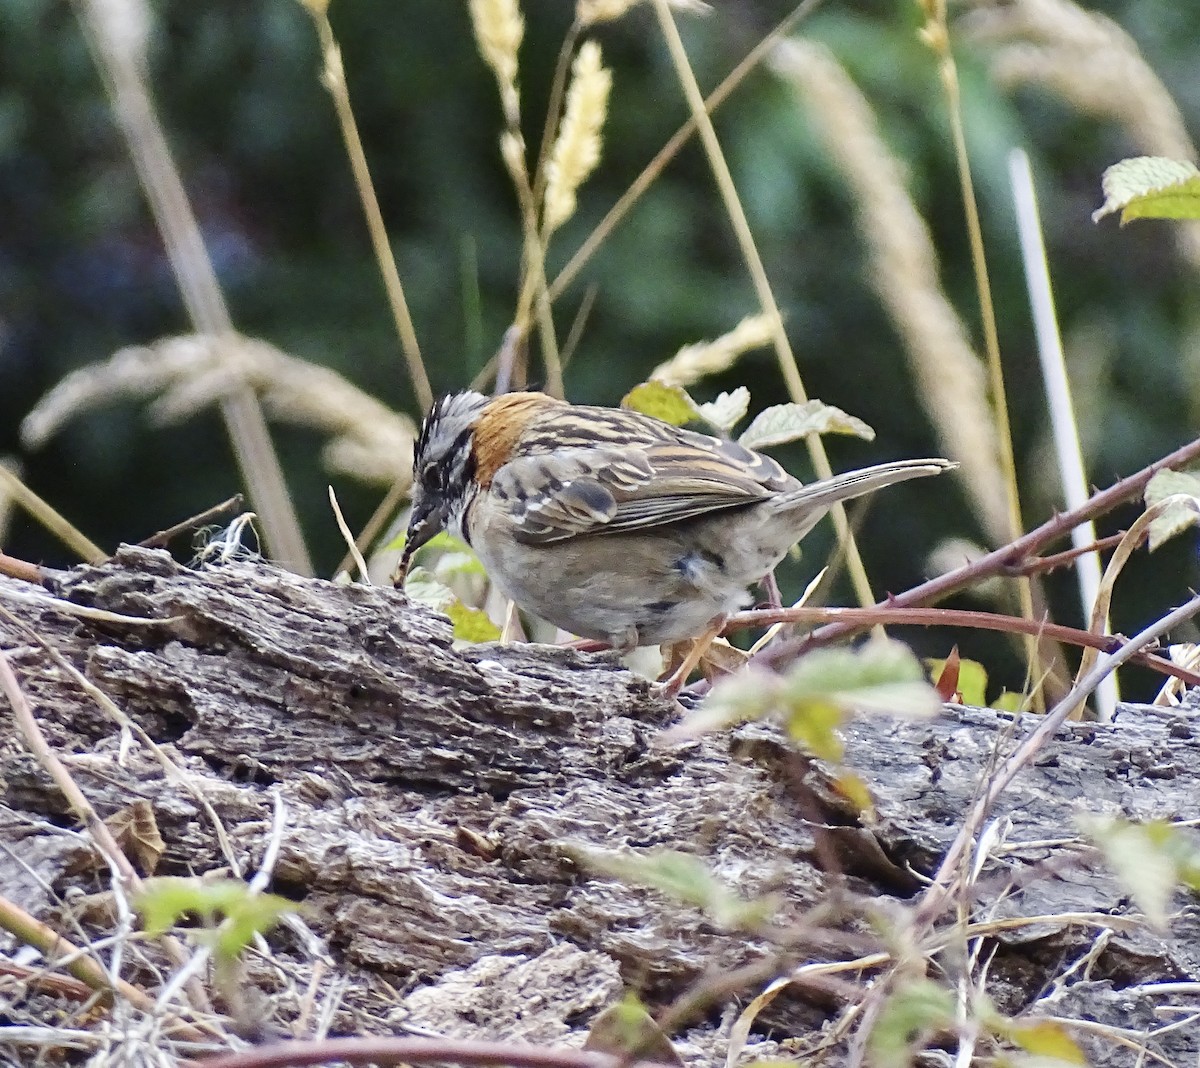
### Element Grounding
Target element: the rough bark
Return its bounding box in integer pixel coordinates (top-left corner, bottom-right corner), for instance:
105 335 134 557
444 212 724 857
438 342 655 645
1 546 1198 1066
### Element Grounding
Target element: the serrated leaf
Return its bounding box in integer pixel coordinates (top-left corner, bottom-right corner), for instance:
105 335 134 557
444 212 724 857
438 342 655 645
783 642 943 721
1094 156 1200 224
621 381 700 426
1144 469 1200 551
571 846 778 931
447 601 502 642
667 667 784 739
697 388 751 432
869 979 955 1068
1078 815 1183 929
670 643 939 747
1003 1019 1086 1065
737 401 874 451
782 697 845 761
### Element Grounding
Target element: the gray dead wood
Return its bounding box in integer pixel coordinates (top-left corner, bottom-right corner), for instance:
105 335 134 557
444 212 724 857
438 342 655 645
0 545 1198 1066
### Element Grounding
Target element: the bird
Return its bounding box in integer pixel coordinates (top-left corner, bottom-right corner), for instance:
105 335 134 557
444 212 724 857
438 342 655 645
395 390 952 690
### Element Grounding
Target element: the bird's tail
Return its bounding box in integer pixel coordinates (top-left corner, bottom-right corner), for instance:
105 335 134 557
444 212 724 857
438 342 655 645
774 458 955 516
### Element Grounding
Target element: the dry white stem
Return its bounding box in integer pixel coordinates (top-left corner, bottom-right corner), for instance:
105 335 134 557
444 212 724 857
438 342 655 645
544 41 612 234
21 335 416 486
650 312 780 388
80 0 150 69
771 39 1010 545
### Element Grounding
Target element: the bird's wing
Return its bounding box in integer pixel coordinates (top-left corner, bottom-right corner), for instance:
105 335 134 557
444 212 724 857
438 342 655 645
488 406 792 543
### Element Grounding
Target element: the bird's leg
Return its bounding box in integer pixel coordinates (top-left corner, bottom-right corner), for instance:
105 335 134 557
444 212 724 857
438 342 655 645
759 568 783 610
657 615 727 698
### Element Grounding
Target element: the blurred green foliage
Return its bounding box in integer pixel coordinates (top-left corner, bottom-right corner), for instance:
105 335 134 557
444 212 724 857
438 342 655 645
2 0 1198 694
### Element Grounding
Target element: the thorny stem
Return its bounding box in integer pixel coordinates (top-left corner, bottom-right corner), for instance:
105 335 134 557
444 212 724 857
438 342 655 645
914 590 1200 926
725 605 1200 687
757 434 1200 670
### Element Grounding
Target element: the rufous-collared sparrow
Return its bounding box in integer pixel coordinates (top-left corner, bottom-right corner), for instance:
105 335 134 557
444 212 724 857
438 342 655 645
396 390 951 666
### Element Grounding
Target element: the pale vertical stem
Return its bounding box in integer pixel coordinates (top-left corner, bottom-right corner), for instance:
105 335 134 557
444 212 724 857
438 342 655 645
1009 149 1116 720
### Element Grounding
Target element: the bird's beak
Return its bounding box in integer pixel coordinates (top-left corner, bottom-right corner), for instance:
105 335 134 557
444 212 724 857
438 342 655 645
392 496 445 587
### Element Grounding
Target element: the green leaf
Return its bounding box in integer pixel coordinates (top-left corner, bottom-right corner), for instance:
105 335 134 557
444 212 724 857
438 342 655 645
737 400 874 451
990 690 1027 714
135 877 295 966
1077 815 1194 929
1094 157 1200 224
1001 1019 1087 1065
621 381 700 426
868 979 955 1068
697 387 750 432
447 601 502 642
926 654 988 706
401 566 456 611
670 642 940 749
571 846 779 931
783 642 943 721
1144 469 1200 551
385 529 472 555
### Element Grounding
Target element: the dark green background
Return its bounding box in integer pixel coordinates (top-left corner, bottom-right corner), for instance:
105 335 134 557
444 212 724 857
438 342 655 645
2 0 1197 695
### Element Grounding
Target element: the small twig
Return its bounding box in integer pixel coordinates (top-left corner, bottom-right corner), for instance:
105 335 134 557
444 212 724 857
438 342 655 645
0 550 50 585
1002 531 1129 576
328 486 371 583
0 464 106 563
192 1036 681 1068
137 494 244 549
0 650 213 1018
0 891 155 1015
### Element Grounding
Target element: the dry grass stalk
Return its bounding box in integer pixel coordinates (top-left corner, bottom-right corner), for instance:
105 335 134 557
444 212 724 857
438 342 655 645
651 0 882 614
543 41 612 234
577 0 710 27
21 335 417 487
966 0 1200 266
304 7 434 412
469 0 524 124
650 312 779 388
771 39 1010 546
76 0 310 573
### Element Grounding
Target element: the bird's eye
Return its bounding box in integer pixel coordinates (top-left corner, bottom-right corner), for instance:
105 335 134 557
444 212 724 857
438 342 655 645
420 462 441 492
